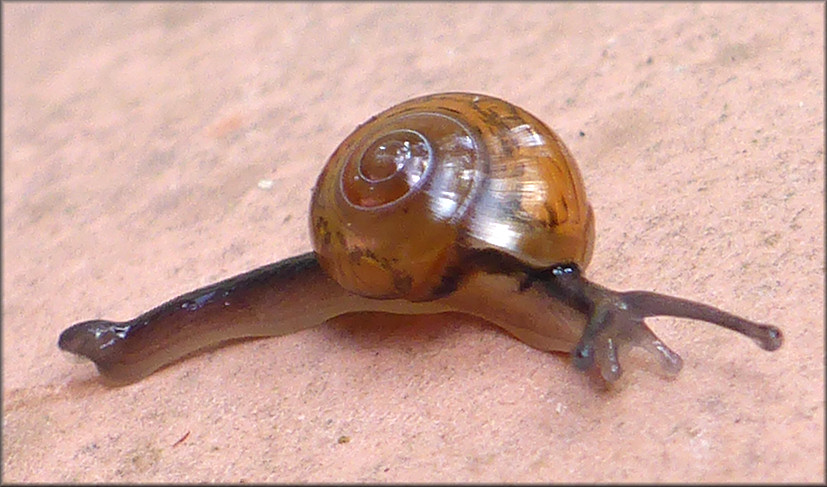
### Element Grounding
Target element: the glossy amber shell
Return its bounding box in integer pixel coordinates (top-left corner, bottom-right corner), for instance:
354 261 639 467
310 92 594 301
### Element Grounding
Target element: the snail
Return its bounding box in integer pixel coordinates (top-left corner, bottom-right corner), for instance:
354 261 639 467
58 92 783 386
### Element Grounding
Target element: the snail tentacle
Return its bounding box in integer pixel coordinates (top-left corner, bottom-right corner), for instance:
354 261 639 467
538 263 782 382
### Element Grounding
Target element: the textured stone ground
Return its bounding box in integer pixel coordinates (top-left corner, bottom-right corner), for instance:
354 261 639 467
3 3 823 482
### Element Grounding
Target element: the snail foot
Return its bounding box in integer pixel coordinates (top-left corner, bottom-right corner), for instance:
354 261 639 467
58 319 130 368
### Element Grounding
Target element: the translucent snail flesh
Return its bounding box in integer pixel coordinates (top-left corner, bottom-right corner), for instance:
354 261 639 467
58 92 783 386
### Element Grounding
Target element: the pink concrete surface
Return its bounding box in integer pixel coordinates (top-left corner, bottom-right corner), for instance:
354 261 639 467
3 3 823 483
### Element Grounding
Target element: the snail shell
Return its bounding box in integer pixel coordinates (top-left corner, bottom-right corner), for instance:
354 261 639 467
310 92 594 301
57 92 782 386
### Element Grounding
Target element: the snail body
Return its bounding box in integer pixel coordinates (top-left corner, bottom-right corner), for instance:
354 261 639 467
59 92 783 386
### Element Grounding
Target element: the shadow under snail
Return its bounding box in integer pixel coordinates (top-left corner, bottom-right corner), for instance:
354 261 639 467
58 92 783 386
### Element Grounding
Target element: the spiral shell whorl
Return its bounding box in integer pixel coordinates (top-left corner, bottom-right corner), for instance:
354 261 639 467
310 92 594 301
310 95 486 300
